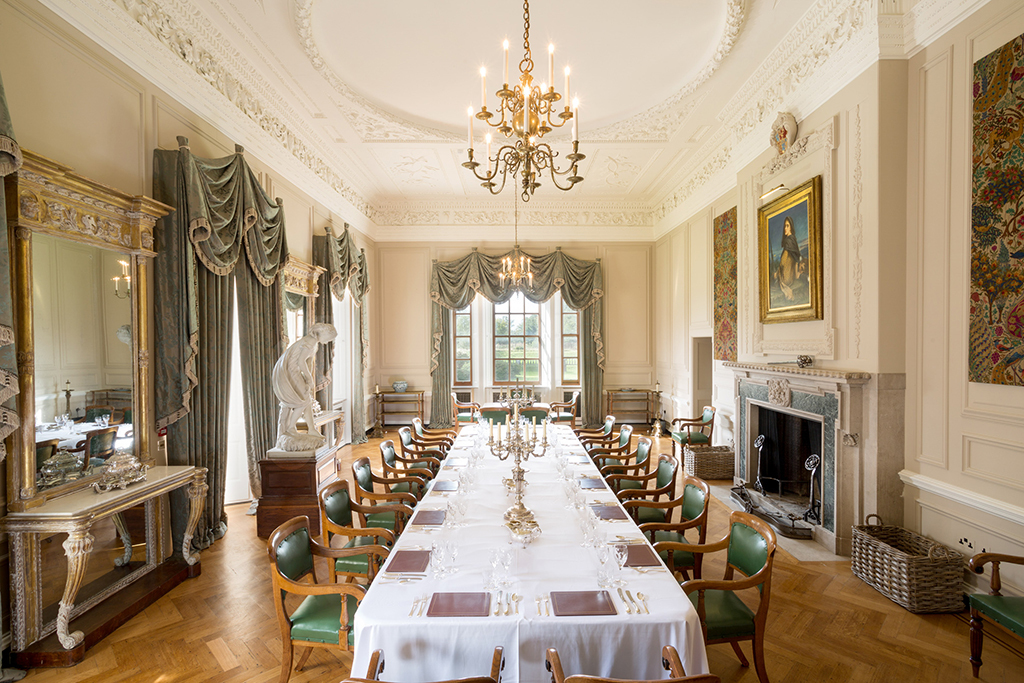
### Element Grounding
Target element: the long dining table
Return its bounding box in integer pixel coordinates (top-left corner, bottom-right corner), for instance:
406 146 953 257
351 422 709 683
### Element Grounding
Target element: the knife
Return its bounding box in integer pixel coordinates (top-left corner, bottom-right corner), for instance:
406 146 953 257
617 587 632 614
494 591 503 616
625 589 641 614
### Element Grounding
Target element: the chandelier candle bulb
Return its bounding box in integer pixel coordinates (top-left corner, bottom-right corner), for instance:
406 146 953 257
468 107 474 149
480 67 487 109
503 39 509 85
548 43 554 87
564 67 570 104
572 98 579 141
486 133 492 161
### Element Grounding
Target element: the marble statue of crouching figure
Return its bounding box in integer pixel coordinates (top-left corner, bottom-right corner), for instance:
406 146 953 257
272 322 337 452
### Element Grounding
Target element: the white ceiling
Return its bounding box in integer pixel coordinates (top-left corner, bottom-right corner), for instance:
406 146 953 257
180 0 816 210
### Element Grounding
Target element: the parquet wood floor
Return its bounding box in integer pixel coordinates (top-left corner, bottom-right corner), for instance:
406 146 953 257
22 433 1024 682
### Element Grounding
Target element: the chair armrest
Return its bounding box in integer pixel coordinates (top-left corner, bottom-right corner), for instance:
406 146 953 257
623 494 685 511
396 453 442 470
605 469 657 485
365 650 385 681
682 560 771 594
490 646 505 682
654 535 730 557
313 542 391 563
639 518 703 535
356 488 418 506
670 416 703 427
661 646 685 678
323 521 396 546
970 552 1024 596
278 573 369 598
545 649 566 683
587 444 629 457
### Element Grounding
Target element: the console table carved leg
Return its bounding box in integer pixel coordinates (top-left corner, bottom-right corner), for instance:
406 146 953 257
182 468 208 566
57 529 94 649
111 512 133 567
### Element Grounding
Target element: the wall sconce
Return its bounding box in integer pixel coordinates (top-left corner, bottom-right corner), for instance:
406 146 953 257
112 259 131 299
759 184 789 202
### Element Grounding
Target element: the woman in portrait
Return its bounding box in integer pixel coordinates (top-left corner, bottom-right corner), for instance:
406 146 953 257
775 216 802 301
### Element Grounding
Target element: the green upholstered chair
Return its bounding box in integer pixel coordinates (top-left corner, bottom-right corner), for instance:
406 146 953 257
480 406 510 424
79 405 113 423
614 455 679 526
520 407 549 425
397 427 445 472
670 406 716 458
71 426 118 471
318 480 394 584
35 438 60 471
351 646 506 683
639 475 710 581
411 417 455 451
586 424 632 459
268 515 386 683
549 391 580 428
379 439 432 500
546 644 720 683
573 415 615 443
661 511 776 683
597 435 652 487
350 457 416 535
968 552 1024 678
113 408 132 425
452 392 481 424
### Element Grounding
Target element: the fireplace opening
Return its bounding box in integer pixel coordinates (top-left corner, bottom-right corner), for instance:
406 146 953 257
755 406 822 499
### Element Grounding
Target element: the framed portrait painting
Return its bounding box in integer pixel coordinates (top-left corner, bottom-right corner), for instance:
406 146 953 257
758 176 823 324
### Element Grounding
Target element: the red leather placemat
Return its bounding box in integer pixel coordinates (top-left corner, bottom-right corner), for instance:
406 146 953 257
385 550 430 573
426 592 491 617
431 480 459 492
410 510 446 526
624 544 660 567
550 590 617 616
590 504 628 521
578 476 607 490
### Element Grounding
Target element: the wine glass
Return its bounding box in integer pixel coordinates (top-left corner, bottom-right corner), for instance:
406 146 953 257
613 543 629 586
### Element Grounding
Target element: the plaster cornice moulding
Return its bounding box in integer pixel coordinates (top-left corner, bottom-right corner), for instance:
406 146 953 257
373 200 655 229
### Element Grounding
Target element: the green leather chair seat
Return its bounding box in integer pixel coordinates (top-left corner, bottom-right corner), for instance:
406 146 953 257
688 589 755 640
456 413 475 423
334 536 376 575
387 481 415 495
290 593 358 646
552 412 575 422
366 511 398 531
970 595 1024 639
617 478 643 491
671 431 710 445
635 506 667 525
654 530 695 568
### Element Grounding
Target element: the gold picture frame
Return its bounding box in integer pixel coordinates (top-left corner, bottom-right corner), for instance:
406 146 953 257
758 175 823 324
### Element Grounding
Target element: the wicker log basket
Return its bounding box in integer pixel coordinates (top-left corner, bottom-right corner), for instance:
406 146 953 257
682 444 734 480
851 514 965 613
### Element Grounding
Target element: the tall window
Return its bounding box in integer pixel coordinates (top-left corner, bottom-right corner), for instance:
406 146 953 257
453 304 472 385
561 299 580 385
494 292 541 383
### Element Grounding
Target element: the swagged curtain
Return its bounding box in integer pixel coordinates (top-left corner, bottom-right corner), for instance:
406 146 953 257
153 136 286 553
429 247 604 428
0 71 21 459
313 225 370 444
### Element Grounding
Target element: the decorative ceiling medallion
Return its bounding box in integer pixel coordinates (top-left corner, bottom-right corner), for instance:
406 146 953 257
770 112 797 155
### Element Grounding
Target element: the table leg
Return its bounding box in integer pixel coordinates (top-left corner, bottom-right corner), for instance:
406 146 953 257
182 468 208 566
111 512 133 567
57 529 94 649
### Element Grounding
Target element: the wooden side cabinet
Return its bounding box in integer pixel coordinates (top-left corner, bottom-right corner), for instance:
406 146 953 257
376 390 424 428
605 389 656 426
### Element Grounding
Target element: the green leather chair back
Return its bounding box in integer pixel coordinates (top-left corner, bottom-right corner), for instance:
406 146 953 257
656 457 676 489
322 483 354 529
412 418 426 438
398 427 414 448
85 406 113 422
602 416 615 435
681 482 706 522
121 408 133 424
635 438 651 467
616 424 633 448
381 441 398 469
35 440 59 470
89 428 117 458
274 526 314 582
727 520 770 590
353 460 373 494
480 409 509 424
702 406 714 424
521 408 548 423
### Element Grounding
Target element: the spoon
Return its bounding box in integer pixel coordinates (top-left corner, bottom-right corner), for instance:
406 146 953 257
637 592 649 614
506 593 517 615
513 594 522 614
535 596 542 615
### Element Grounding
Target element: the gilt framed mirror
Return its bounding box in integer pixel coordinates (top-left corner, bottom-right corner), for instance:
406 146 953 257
5 150 170 510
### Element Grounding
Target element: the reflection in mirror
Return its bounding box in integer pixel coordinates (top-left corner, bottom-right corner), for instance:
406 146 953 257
39 506 150 628
283 289 306 347
32 233 135 490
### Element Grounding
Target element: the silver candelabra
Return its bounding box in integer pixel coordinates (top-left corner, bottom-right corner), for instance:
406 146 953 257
488 387 548 534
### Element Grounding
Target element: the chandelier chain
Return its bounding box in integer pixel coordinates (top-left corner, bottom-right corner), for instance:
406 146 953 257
520 0 533 75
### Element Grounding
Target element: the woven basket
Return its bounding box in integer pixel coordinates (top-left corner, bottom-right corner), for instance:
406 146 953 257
683 445 734 480
851 514 964 613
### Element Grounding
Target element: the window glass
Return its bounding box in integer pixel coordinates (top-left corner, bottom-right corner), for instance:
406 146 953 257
561 299 580 385
494 291 541 384
453 304 472 386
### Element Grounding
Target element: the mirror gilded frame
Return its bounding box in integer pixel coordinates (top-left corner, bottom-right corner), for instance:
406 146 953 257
4 150 171 510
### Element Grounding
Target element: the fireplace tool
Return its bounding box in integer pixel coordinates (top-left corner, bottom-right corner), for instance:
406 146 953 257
803 454 822 524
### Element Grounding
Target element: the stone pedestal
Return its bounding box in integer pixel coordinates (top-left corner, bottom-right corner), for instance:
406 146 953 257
256 452 320 538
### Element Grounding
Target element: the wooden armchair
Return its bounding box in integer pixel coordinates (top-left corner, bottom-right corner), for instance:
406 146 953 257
412 417 456 450
76 404 113 423
596 435 652 482
35 438 60 471
349 646 505 683
586 424 633 461
639 475 710 580
670 406 715 457
397 426 445 472
656 511 777 683
616 455 679 524
318 480 394 583
70 426 118 471
968 551 1024 677
350 457 416 535
379 439 432 499
452 392 481 425
550 391 580 428
573 415 615 442
268 516 387 683
546 644 719 683
480 406 511 424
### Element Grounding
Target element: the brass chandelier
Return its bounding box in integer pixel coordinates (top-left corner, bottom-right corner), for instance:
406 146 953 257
500 193 532 289
463 0 584 202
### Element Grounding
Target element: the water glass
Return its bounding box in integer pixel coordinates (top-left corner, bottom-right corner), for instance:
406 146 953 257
596 542 615 588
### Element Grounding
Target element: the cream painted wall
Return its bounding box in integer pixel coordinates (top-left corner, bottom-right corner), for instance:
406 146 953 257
903 0 1024 594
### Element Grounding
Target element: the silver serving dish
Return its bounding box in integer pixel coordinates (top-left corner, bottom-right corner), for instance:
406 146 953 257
93 451 148 493
38 448 84 487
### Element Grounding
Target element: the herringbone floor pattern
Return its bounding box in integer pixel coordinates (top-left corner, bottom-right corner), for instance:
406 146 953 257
22 434 1024 682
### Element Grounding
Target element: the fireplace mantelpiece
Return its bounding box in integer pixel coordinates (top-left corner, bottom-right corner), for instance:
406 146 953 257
725 362 903 556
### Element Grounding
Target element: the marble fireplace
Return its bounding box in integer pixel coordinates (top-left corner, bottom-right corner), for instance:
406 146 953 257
725 362 905 555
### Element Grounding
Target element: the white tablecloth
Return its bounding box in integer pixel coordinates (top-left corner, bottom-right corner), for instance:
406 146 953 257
352 424 708 683
35 422 132 451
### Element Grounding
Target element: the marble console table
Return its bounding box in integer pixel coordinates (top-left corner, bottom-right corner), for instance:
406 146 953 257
1 465 207 667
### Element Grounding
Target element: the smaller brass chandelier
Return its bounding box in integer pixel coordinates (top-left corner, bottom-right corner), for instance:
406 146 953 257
463 0 584 201
500 194 533 289
112 259 131 299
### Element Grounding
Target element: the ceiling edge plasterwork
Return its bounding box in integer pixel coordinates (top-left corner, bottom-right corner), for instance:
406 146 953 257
652 0 875 235
372 201 654 229
106 0 377 224
585 0 747 142
903 0 993 57
372 224 655 244
293 0 458 143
